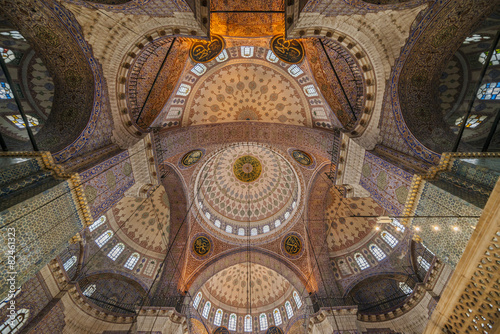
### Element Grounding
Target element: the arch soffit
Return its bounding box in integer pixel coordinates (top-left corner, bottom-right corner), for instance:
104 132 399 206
185 248 313 299
78 270 149 294
343 272 409 298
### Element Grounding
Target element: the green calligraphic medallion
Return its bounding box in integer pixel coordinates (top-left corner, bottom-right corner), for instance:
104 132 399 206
213 327 230 334
270 35 304 64
193 236 211 256
266 326 285 334
233 155 262 183
292 150 313 166
182 150 203 167
190 35 225 63
284 235 302 255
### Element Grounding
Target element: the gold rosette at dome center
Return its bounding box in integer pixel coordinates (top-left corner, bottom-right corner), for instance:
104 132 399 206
233 155 262 182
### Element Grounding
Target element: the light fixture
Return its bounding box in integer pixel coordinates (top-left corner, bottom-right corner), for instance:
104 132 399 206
433 226 439 231
376 216 393 224
375 226 380 231
453 226 459 231
415 227 420 231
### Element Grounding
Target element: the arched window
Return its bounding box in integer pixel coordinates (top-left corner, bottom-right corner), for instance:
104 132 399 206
226 225 232 233
455 114 488 128
191 63 207 76
124 253 140 270
214 309 223 326
417 256 431 271
251 228 258 236
263 225 270 233
477 82 500 100
193 292 202 308
260 313 268 330
273 308 282 325
0 31 25 40
177 83 191 96
216 49 228 62
143 260 157 276
288 65 304 77
244 315 252 332
399 282 413 294
0 48 15 63
275 219 281 227
89 216 106 232
205 212 211 219
479 49 500 66
285 301 294 318
228 313 237 330
369 244 386 261
238 228 245 236
354 253 370 270
381 231 398 248
293 291 302 309
107 243 125 261
0 308 29 334
63 256 77 271
266 50 279 63
0 82 13 99
214 220 221 228
95 230 113 248
390 219 405 232
202 301 211 319
303 85 318 97
0 289 20 309
284 211 290 219
82 284 96 297
6 115 39 128
241 46 254 58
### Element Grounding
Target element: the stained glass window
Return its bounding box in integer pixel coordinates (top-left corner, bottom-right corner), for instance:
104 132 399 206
124 253 139 270
228 313 237 330
285 301 294 318
95 230 113 248
263 225 270 233
0 289 20 310
381 231 398 248
355 253 370 270
244 315 252 332
202 301 211 319
399 282 413 294
214 309 223 326
226 225 232 233
63 256 77 271
0 48 15 63
369 244 386 261
455 114 488 128
238 228 245 236
6 115 39 128
191 63 207 76
266 50 279 63
0 309 29 334
177 84 191 96
214 220 221 228
1 82 13 99
251 228 258 236
216 49 228 62
463 34 490 45
89 216 106 232
82 284 96 297
273 309 282 325
107 244 124 261
143 260 157 276
293 291 302 308
275 219 281 227
479 49 500 66
304 85 318 97
477 82 500 100
390 219 406 232
241 46 254 58
417 256 431 271
259 313 268 330
288 65 304 77
193 292 202 308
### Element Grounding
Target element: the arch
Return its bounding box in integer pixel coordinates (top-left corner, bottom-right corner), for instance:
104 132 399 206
369 244 386 261
381 231 398 248
193 292 202 309
89 215 106 232
354 253 370 270
95 230 113 248
285 301 294 318
273 308 282 325
214 309 223 326
0 308 29 333
124 253 140 270
63 255 77 271
202 301 211 319
228 313 237 331
260 313 268 330
107 243 125 261
244 315 252 331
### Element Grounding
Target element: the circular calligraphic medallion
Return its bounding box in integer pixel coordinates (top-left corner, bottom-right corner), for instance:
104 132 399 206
213 327 230 334
292 150 313 166
233 155 262 183
190 35 225 63
282 233 303 259
266 326 285 334
182 150 203 167
270 35 304 64
193 236 211 257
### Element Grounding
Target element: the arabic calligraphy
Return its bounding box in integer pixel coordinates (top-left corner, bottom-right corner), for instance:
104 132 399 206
190 35 225 63
193 236 211 256
233 155 262 183
292 150 313 166
270 35 304 64
182 150 203 167
284 235 302 255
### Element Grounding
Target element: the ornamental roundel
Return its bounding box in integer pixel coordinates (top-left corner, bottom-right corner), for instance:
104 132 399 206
213 327 230 334
189 34 225 63
232 155 262 183
292 150 313 166
266 326 285 334
181 149 203 167
282 233 304 259
270 35 305 64
192 234 212 258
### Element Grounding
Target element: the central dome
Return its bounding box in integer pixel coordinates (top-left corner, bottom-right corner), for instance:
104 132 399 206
194 143 301 242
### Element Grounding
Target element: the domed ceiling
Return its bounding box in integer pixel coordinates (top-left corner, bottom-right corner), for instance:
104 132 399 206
193 143 302 243
201 263 292 311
